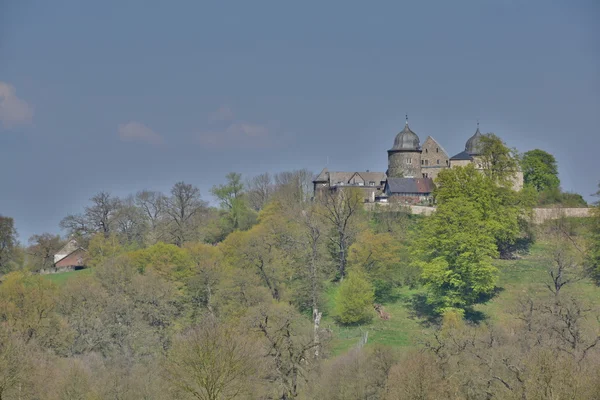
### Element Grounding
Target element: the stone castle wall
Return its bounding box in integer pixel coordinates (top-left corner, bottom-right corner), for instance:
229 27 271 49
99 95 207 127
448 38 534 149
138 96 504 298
388 150 422 178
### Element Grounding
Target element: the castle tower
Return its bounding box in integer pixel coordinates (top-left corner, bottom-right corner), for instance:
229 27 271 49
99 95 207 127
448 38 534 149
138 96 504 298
387 117 422 178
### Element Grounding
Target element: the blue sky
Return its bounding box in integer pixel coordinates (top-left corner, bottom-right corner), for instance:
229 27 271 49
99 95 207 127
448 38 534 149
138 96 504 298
1 0 599 241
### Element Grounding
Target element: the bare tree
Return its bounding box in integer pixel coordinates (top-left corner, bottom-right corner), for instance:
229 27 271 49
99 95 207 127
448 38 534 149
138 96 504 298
249 304 324 399
27 233 64 271
166 318 259 400
60 192 121 240
85 192 121 237
318 187 364 279
166 182 206 246
246 172 273 211
135 190 168 244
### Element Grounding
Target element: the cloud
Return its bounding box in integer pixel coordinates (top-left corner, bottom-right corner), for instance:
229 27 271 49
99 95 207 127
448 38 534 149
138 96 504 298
198 121 284 149
0 81 34 128
209 106 235 122
118 121 163 146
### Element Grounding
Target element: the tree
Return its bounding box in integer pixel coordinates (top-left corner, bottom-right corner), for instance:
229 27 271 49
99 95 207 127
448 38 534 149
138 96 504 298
166 182 207 246
112 196 147 246
27 233 64 271
318 187 364 279
211 172 256 233
0 216 18 275
435 164 532 258
412 198 498 314
166 318 258 400
246 172 273 211
521 149 560 192
60 192 121 241
135 190 168 244
249 304 325 399
184 243 224 317
348 230 405 301
478 133 519 186
335 268 375 325
588 182 600 284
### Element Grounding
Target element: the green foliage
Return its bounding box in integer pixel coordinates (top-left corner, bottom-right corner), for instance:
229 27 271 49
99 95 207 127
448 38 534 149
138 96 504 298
126 242 192 279
589 185 600 284
412 198 498 314
335 268 375 324
478 133 519 185
211 172 257 235
521 149 560 192
0 215 19 275
348 230 407 301
86 233 125 268
434 164 528 258
537 186 588 207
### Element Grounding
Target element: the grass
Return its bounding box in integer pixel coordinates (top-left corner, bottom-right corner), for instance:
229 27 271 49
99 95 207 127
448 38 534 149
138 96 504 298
43 268 92 285
324 240 600 355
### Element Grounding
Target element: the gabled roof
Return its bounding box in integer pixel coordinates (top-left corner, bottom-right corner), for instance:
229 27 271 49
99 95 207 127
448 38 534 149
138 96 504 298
423 136 449 157
386 178 435 194
450 151 474 161
314 168 329 182
328 172 355 185
354 171 387 184
54 239 86 264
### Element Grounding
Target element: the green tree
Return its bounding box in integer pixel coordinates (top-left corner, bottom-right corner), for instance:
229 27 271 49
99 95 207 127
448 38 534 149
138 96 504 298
335 268 375 324
434 164 529 258
348 230 405 302
0 216 18 275
589 182 600 284
521 149 560 192
478 134 520 186
412 198 498 314
211 172 257 234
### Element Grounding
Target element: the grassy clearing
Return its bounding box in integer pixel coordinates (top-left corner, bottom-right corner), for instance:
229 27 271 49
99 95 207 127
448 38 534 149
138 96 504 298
43 268 92 285
325 241 600 355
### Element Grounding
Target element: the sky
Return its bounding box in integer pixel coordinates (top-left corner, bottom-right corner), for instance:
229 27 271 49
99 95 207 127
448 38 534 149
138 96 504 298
1 0 599 242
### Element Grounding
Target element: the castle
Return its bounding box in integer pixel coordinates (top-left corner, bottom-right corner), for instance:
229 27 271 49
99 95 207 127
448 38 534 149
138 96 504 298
313 117 523 204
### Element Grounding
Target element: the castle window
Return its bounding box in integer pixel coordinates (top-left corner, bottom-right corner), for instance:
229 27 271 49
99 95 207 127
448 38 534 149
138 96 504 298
425 149 428 153
446 160 449 166
436 148 439 153
421 160 424 165
437 159 440 165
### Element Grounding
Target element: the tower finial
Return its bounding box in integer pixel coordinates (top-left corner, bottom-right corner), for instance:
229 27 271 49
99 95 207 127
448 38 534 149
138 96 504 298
477 119 479 128
405 114 408 125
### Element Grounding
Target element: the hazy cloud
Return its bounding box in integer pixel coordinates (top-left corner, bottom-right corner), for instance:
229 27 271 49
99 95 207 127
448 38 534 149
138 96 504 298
209 106 235 122
118 121 163 145
0 81 34 128
198 121 286 149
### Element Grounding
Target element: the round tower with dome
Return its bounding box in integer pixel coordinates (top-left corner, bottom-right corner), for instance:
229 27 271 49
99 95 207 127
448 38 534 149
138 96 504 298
387 116 422 178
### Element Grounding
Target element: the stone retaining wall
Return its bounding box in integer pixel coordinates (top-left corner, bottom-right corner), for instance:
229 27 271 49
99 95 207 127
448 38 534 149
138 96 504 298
364 202 592 223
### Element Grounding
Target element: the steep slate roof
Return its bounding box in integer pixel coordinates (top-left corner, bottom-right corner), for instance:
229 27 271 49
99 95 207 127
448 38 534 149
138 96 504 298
355 171 387 184
314 168 329 182
390 123 421 151
465 127 483 155
449 151 474 161
386 178 435 194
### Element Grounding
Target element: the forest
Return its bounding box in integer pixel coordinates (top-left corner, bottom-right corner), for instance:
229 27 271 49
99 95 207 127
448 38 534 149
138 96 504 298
1 140 600 400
